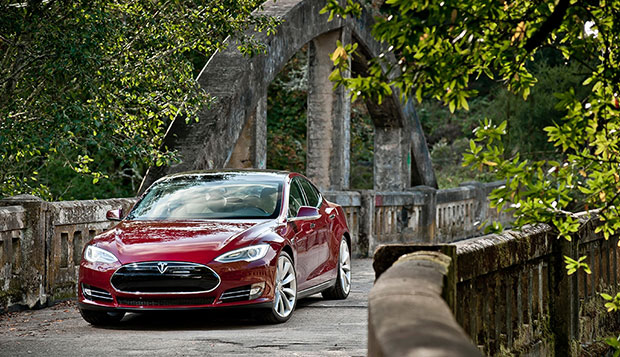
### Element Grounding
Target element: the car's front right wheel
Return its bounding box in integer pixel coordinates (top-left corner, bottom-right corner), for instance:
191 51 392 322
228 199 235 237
322 238 351 300
257 251 297 323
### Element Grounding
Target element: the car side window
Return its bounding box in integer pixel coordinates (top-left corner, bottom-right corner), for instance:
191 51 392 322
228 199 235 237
288 179 306 217
299 179 320 208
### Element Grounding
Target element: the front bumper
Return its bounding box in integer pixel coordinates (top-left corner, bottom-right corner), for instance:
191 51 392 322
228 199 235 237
78 256 276 311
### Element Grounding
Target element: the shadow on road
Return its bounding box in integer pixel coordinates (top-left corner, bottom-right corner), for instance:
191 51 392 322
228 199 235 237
98 295 330 331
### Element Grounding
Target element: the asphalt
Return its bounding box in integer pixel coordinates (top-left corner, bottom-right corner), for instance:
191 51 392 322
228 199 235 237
0 259 373 357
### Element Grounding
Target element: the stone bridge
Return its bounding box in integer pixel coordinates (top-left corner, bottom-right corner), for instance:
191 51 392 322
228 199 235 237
3 0 620 356
139 0 436 193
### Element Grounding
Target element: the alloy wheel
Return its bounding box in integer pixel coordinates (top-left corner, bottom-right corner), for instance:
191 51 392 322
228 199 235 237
274 254 297 318
339 239 351 295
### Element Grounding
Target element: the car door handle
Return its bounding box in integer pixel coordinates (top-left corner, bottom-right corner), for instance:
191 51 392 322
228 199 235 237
329 214 336 219
310 223 316 229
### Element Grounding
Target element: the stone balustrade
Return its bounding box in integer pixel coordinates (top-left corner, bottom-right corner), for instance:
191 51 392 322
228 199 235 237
325 181 511 257
371 214 620 356
1 181 508 312
0 196 136 311
368 251 482 357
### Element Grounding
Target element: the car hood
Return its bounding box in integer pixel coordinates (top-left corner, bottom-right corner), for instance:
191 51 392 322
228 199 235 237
91 220 271 264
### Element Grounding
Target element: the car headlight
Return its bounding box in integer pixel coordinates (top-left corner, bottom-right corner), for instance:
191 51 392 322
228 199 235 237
214 244 270 263
84 245 119 264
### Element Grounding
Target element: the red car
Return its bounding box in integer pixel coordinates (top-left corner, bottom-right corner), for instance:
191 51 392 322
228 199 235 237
78 170 352 324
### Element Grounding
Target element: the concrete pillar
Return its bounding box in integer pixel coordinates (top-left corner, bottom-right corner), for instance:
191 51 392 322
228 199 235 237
306 29 351 191
225 94 267 169
374 127 408 191
255 95 267 169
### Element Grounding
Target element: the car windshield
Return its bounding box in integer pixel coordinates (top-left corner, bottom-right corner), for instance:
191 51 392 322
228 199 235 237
127 175 283 220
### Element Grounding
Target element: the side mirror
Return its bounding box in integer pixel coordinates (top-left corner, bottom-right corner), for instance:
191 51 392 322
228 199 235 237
106 209 123 221
294 206 321 221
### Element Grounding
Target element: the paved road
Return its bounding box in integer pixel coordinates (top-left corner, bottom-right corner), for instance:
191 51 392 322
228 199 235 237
0 259 373 357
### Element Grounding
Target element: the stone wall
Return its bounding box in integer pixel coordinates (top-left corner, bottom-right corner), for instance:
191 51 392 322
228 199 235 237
0 196 136 312
325 181 511 257
370 215 620 356
368 251 482 357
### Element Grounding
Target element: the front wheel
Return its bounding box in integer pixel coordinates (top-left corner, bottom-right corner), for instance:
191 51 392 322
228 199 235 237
79 308 125 326
257 251 297 323
322 238 351 300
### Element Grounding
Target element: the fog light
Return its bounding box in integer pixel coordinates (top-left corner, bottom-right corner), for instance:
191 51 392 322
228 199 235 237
82 284 92 298
249 282 265 300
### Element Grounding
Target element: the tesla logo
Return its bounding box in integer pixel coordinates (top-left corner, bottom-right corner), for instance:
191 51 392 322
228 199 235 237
156 262 169 274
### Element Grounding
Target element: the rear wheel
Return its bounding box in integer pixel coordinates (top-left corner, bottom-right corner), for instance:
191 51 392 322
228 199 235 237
322 238 351 300
79 308 125 326
257 251 297 323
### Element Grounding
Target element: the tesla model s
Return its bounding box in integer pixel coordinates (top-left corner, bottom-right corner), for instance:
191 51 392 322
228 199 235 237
78 170 352 324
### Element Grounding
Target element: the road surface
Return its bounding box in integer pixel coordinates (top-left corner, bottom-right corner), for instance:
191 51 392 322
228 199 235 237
0 259 373 357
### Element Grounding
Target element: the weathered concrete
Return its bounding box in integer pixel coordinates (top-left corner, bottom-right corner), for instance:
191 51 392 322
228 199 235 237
139 0 436 193
353 182 509 256
0 197 136 312
369 215 620 356
0 259 372 357
0 196 47 311
306 29 351 191
374 127 406 191
368 251 481 357
226 94 267 169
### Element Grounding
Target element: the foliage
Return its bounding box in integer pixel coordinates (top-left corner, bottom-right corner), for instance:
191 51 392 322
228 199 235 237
323 0 620 255
0 0 277 200
600 292 620 312
350 102 374 189
604 335 620 357
565 255 591 275
324 0 620 346
267 48 308 174
421 59 589 163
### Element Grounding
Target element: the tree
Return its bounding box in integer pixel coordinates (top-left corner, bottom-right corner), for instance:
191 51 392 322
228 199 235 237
0 0 276 199
325 0 620 346
323 0 620 243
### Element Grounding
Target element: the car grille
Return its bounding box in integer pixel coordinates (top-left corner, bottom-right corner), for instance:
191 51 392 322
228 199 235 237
219 286 251 303
82 284 114 302
111 262 220 294
117 297 215 307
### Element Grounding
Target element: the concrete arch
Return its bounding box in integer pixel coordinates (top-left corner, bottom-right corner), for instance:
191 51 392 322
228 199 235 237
140 0 436 192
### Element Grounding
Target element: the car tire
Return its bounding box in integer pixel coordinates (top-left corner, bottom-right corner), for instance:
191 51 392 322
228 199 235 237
79 308 125 326
257 251 297 324
322 238 351 300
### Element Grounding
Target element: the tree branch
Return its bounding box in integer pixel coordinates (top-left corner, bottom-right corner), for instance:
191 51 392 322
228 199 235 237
523 0 570 52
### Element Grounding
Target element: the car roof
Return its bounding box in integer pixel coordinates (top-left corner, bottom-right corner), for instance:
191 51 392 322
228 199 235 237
153 169 291 185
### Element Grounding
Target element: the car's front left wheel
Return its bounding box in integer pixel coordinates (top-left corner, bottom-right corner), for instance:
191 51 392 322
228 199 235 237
257 251 297 323
79 308 125 326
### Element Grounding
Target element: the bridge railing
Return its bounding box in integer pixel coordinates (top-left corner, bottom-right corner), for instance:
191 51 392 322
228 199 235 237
0 195 136 311
325 180 511 257
371 214 620 356
0 180 507 311
368 250 482 357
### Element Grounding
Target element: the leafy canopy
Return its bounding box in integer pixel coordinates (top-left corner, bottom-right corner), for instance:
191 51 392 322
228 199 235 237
323 0 620 243
0 0 277 199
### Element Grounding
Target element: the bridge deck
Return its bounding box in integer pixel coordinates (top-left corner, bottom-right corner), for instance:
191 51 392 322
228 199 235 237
0 259 372 356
